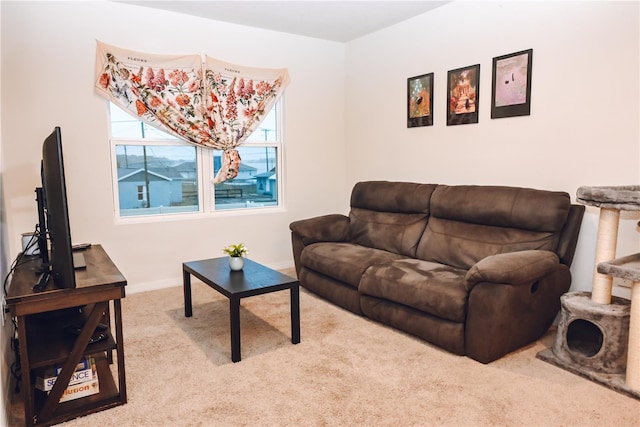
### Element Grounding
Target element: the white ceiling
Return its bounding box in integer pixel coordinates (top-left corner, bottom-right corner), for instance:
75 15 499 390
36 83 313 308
117 1 449 42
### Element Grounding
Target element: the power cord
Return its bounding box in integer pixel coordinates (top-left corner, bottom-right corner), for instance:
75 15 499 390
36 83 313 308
3 224 43 393
10 318 21 394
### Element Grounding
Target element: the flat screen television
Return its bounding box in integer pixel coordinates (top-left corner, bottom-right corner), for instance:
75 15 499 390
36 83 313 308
33 126 76 292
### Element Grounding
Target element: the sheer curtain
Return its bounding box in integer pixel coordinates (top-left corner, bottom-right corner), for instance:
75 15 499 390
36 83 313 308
95 41 289 183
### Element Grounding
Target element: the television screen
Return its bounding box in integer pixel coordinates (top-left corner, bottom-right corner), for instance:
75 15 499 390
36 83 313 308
39 126 76 290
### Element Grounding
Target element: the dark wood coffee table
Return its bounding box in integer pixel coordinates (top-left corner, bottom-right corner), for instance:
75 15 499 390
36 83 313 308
183 257 300 362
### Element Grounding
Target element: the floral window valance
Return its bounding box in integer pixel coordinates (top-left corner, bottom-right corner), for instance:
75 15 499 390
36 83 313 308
94 41 289 183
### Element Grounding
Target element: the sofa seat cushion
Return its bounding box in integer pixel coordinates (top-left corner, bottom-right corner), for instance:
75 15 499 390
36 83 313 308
300 242 407 288
359 259 469 322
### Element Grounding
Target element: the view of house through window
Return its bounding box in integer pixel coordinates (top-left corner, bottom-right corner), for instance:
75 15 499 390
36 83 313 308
109 102 281 218
213 146 278 211
115 144 199 216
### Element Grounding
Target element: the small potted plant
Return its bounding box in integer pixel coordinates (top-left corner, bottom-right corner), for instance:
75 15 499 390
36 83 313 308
223 243 249 271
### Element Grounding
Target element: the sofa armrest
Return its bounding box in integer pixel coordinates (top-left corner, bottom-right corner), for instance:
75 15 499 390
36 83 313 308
289 214 350 244
465 250 560 287
465 250 568 363
290 214 350 278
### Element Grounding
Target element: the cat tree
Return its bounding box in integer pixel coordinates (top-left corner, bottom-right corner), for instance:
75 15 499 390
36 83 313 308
538 185 640 399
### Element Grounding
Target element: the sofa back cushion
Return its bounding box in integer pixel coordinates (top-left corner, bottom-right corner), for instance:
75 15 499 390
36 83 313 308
349 181 437 257
416 185 571 269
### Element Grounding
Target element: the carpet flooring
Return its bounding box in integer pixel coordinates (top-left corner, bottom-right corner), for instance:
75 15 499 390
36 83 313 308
9 273 640 426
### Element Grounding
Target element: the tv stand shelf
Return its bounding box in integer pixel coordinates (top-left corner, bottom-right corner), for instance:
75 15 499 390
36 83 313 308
6 244 127 426
32 354 121 421
25 308 118 369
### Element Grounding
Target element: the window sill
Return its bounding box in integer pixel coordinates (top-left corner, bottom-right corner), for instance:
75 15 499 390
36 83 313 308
113 205 287 225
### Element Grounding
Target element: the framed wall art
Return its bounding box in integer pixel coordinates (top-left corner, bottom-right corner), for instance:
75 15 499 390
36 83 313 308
491 49 533 119
407 73 434 128
447 64 480 126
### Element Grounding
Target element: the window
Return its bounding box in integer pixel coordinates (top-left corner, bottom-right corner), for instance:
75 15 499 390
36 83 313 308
137 185 145 201
109 101 282 218
115 144 199 216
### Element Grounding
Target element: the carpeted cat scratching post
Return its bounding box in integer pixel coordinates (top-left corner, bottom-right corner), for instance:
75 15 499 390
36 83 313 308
537 185 640 399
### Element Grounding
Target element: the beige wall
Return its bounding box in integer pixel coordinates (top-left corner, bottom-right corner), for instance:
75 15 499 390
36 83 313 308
1 1 348 291
345 0 640 297
0 1 10 424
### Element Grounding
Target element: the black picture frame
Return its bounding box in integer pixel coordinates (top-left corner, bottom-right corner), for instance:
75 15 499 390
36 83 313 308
491 49 533 119
407 73 434 128
447 64 480 126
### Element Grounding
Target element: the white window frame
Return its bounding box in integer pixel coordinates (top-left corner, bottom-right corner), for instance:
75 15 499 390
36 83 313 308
137 185 146 202
108 100 285 223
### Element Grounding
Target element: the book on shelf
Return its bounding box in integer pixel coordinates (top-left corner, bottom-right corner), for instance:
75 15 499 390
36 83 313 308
35 356 98 398
58 377 100 403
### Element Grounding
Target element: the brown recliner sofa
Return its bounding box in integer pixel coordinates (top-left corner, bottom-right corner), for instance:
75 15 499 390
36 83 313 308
290 181 585 363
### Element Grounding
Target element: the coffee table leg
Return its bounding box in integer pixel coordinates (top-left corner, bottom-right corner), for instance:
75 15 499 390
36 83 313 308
183 269 192 317
291 283 300 344
230 296 241 362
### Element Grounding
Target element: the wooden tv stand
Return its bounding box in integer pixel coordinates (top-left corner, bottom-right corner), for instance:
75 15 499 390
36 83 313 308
6 244 127 426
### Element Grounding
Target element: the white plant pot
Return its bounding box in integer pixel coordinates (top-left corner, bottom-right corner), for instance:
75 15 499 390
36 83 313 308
229 256 244 271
